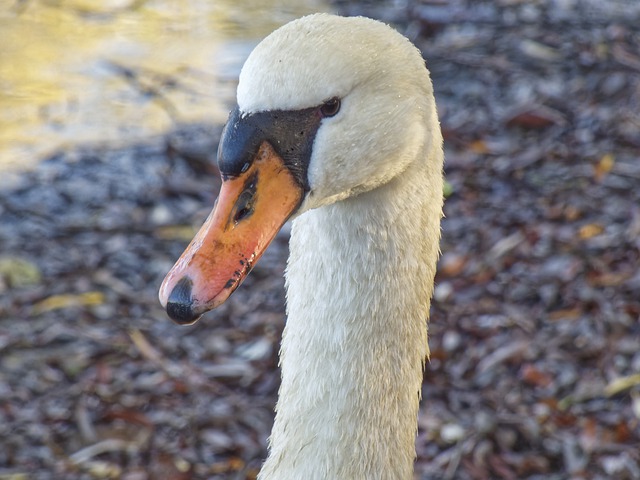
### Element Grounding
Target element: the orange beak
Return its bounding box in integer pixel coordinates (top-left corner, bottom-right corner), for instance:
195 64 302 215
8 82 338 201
159 141 304 324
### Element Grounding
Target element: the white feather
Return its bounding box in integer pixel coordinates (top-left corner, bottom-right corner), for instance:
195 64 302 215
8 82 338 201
239 13 444 479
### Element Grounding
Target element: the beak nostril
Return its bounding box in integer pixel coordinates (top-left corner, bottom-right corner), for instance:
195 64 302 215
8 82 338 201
166 277 200 325
234 205 252 223
233 182 257 224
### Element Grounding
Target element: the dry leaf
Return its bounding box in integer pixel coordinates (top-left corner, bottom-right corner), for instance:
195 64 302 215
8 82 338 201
210 457 246 474
69 439 136 464
0 256 42 287
605 374 640 397
443 180 454 198
505 105 565 129
579 417 598 453
82 461 121 479
564 205 581 221
33 291 104 313
521 364 553 388
520 39 561 61
578 223 604 239
129 328 164 365
594 153 615 181
155 225 198 241
104 409 154 429
469 139 489 154
615 419 633 442
438 252 467 277
148 453 193 480
587 270 632 287
548 307 582 321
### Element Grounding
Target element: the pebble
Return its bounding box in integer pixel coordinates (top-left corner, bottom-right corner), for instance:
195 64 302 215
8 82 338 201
433 281 453 303
236 337 273 361
149 204 174 225
442 330 461 352
473 410 496 435
440 423 465 443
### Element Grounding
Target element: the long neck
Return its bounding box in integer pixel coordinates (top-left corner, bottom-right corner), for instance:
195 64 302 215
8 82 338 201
259 153 443 479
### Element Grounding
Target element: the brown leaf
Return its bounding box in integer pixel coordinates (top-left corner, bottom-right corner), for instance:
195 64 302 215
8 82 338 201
488 454 517 480
438 252 468 277
505 105 565 129
104 409 154 429
148 453 192 480
614 420 633 443
594 153 615 182
95 361 113 385
587 270 632 287
210 457 246 474
578 223 604 239
564 205 582 221
552 411 578 428
548 307 582 321
579 417 598 453
469 139 490 154
521 364 553 388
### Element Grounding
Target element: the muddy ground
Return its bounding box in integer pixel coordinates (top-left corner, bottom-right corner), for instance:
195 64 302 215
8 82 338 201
1 1 639 479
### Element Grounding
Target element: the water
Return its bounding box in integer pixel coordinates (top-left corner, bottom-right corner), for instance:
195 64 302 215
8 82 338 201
0 0 330 172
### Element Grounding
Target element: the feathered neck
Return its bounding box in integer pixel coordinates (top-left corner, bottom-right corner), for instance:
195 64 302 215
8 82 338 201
258 142 443 479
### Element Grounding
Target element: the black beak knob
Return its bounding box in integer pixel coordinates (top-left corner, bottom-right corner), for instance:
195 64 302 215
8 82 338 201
166 276 200 325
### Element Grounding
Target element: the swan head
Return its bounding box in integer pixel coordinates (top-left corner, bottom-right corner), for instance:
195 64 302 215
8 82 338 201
159 13 440 324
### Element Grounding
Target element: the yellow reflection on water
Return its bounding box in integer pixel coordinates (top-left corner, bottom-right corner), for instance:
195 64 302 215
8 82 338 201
0 0 330 171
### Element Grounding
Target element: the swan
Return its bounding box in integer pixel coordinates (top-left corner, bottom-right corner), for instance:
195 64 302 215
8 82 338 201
159 13 444 479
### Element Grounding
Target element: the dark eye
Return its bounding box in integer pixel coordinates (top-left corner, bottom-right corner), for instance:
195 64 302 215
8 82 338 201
320 97 341 117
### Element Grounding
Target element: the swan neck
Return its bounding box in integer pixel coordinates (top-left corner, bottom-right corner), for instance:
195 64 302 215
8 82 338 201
259 162 442 479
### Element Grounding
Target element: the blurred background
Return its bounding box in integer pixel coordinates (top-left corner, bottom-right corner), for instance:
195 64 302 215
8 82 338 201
0 0 639 479
0 0 329 174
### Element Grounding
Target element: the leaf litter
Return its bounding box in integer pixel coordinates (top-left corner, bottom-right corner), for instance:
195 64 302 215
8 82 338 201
0 1 639 479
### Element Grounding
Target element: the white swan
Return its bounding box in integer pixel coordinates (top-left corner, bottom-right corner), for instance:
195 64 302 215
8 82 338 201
159 13 444 479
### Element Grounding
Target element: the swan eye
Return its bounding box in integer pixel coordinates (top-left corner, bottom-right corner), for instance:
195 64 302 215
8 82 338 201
320 97 341 117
